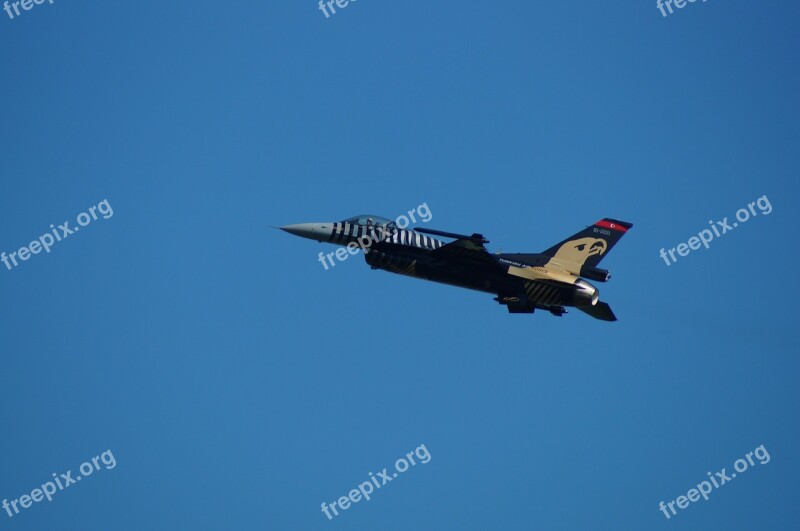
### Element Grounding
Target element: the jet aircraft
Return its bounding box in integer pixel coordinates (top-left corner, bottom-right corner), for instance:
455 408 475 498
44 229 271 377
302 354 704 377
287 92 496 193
281 215 632 321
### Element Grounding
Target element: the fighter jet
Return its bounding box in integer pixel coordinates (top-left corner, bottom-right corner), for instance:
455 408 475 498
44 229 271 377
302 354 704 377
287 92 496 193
280 215 632 321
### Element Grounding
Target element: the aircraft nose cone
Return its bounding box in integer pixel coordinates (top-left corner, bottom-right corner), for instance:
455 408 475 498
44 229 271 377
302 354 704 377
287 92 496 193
280 223 333 242
280 223 313 238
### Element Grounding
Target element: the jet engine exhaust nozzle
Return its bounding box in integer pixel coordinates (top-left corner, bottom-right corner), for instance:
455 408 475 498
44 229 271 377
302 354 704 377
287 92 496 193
573 279 599 306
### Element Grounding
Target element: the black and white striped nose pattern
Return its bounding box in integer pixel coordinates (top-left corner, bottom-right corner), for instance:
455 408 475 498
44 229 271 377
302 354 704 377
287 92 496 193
328 222 353 243
363 228 446 276
328 222 387 244
382 228 445 250
327 223 444 250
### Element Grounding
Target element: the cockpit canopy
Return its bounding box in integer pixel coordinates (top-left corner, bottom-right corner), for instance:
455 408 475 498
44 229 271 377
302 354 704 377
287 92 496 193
341 214 397 229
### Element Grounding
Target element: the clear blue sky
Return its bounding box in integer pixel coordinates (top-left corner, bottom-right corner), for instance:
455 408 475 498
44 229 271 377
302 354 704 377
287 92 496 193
1 1 798 529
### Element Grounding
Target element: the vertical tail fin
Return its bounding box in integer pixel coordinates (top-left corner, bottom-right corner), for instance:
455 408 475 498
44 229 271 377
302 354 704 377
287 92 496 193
542 218 632 270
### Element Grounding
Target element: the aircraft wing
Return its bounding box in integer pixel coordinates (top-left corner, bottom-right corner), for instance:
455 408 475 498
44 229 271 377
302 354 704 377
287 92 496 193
427 238 503 271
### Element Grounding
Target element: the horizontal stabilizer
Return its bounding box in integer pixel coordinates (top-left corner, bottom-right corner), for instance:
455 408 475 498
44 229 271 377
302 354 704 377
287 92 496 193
577 302 617 322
